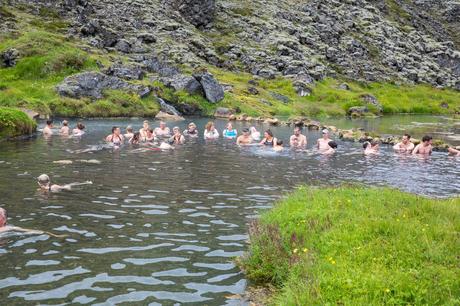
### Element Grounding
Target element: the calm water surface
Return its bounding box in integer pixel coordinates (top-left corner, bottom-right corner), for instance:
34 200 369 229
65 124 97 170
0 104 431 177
0 118 458 305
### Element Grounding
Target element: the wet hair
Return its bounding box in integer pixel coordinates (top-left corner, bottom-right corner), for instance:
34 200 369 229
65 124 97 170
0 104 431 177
265 129 274 137
173 126 180 132
205 121 214 131
77 122 85 130
126 126 133 132
294 126 303 132
276 139 283 146
363 142 370 149
328 141 338 149
403 133 411 139
242 128 249 133
148 128 154 134
131 132 140 142
62 120 68 126
0 208 7 227
112 126 119 133
37 174 50 184
46 120 53 125
188 122 196 128
422 135 432 142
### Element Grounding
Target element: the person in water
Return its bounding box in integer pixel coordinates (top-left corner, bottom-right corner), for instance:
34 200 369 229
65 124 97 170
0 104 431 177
124 126 134 140
139 120 150 139
364 140 379 155
0 208 67 237
204 121 219 139
273 139 284 152
317 129 331 152
72 122 85 136
448 147 460 156
412 135 433 155
37 174 92 193
222 122 238 139
105 126 124 145
393 134 414 153
250 126 261 141
183 122 199 137
236 128 253 145
290 126 307 148
169 126 185 144
259 129 277 147
129 132 141 145
322 141 338 155
155 121 171 137
143 128 156 142
43 120 53 136
59 120 70 135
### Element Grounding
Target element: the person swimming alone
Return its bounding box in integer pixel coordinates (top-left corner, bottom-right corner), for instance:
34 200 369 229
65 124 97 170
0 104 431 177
37 174 92 193
259 129 277 147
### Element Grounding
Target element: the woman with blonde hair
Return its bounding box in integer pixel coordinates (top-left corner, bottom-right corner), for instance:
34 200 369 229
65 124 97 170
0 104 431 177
204 121 219 140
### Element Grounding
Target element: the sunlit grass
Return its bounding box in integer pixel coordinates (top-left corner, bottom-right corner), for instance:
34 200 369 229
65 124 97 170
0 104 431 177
239 186 460 305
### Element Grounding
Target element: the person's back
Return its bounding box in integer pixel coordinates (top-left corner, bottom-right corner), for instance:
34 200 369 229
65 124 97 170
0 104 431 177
43 120 53 136
60 120 69 135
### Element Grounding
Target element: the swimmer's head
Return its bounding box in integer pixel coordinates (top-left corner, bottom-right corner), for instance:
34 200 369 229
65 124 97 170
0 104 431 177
370 140 379 147
264 129 274 138
294 126 302 135
126 126 133 133
77 122 85 130
322 129 329 135
147 128 154 136
276 139 283 146
188 122 196 129
363 142 370 149
422 135 432 144
62 120 68 126
159 121 166 128
242 128 250 135
37 174 50 186
226 122 233 129
0 208 7 227
46 119 53 126
173 126 180 133
328 141 338 149
205 121 214 131
402 133 411 144
132 132 140 142
112 126 120 135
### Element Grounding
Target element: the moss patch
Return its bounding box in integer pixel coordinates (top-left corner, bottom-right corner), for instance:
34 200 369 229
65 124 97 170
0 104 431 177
0 107 36 138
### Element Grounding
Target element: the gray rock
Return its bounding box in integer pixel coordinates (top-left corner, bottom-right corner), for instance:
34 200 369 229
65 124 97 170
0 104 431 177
170 0 215 28
193 71 224 103
270 92 291 104
1 48 19 67
158 98 181 116
56 72 147 99
339 83 350 90
247 87 259 95
161 74 203 95
214 107 233 118
143 57 180 77
105 65 145 80
360 94 383 113
114 39 131 53
293 81 312 97
347 106 369 117
137 32 156 44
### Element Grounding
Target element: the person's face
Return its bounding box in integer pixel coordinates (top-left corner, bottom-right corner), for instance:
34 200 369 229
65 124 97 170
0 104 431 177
211 124 215 130
402 136 409 144
189 125 195 131
143 122 149 129
294 128 300 136
424 139 432 146
323 132 329 139
264 132 269 138
227 123 232 130
243 131 249 136
114 128 120 135
160 122 166 129
0 216 5 227
174 128 180 135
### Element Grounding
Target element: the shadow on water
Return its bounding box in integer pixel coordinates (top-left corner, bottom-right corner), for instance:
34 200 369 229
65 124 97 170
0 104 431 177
0 117 458 305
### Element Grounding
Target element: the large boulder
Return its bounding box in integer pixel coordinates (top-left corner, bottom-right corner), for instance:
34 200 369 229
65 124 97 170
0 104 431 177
171 0 216 28
56 72 148 99
158 98 181 116
193 71 224 103
105 65 145 80
1 48 19 67
155 111 184 121
214 107 233 118
161 74 203 95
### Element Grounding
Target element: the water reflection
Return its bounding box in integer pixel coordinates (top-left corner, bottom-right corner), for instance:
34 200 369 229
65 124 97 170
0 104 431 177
0 118 458 305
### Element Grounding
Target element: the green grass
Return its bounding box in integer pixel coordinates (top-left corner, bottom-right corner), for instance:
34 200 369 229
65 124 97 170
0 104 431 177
239 186 460 305
0 107 36 138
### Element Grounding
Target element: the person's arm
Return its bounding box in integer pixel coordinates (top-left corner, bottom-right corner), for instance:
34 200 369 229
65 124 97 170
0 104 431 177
236 136 241 145
408 143 415 153
412 144 420 155
289 136 295 147
8 226 68 238
302 137 307 147
180 135 185 144
316 139 320 149
393 143 400 151
213 129 219 138
273 138 278 148
259 138 266 145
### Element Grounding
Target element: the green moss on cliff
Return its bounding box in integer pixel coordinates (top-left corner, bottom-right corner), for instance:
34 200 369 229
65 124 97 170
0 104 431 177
0 107 36 139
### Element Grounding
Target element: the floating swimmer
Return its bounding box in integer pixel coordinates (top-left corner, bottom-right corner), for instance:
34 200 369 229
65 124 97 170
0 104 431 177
249 126 261 141
322 141 338 155
0 208 67 237
105 126 124 145
317 129 331 152
259 129 277 147
290 126 307 148
155 121 171 138
448 147 460 156
37 174 92 192
124 125 134 140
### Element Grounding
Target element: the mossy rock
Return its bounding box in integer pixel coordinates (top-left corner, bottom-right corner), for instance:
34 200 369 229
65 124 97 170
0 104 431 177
0 107 37 139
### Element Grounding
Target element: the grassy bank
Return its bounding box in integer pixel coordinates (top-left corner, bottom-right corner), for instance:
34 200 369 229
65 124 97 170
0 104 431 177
239 186 460 305
0 107 36 139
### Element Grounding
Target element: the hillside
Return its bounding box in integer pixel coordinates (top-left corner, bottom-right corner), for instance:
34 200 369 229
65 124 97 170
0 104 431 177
1 0 460 118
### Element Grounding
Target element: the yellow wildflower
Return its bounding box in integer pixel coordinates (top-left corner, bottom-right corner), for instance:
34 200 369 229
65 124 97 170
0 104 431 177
293 248 298 254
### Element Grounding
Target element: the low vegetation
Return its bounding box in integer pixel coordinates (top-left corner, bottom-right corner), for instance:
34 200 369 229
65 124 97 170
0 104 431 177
239 186 460 305
0 107 36 139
